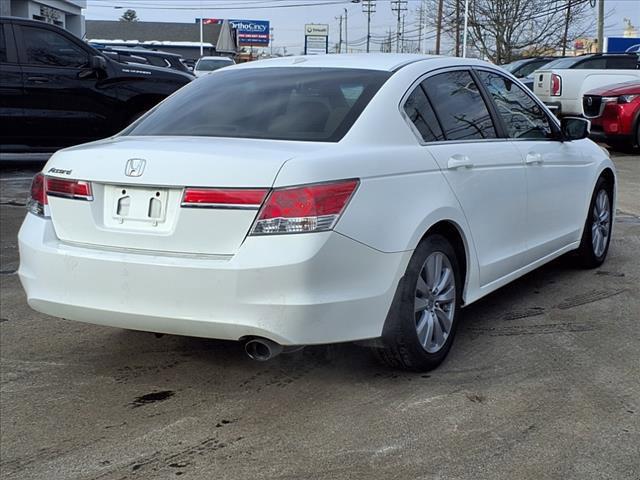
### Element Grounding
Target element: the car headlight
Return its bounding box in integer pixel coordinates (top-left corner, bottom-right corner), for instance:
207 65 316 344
618 94 639 104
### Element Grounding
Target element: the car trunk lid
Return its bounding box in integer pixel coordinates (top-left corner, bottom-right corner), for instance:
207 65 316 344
45 136 327 255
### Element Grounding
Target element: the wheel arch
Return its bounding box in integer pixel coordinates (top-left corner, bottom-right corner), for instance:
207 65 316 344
418 219 471 305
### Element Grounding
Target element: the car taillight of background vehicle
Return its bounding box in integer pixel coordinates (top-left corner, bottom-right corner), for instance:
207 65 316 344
551 74 562 96
27 174 93 217
250 179 359 235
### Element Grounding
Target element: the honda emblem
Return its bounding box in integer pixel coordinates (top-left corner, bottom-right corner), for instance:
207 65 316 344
125 158 146 177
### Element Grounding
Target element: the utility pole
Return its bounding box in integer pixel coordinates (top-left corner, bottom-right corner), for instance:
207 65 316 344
435 0 443 54
336 15 343 53
562 0 572 56
344 7 348 53
391 0 407 53
597 0 604 53
362 0 376 53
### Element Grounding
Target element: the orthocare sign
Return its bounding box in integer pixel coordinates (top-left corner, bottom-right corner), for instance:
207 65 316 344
201 18 270 46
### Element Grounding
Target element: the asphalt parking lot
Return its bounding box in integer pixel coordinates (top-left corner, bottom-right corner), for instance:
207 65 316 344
1 154 639 480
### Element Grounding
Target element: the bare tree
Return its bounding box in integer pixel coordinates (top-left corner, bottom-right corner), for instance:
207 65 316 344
425 0 594 63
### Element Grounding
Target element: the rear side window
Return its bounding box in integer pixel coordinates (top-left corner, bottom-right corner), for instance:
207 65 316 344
477 71 553 139
422 70 497 140
0 25 6 62
125 67 391 142
574 58 606 69
403 85 444 142
21 26 89 68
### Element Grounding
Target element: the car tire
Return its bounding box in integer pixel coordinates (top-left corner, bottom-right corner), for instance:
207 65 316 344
574 177 613 269
374 234 462 372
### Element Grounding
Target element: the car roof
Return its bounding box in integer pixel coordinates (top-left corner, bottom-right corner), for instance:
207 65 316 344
231 53 453 72
111 48 181 58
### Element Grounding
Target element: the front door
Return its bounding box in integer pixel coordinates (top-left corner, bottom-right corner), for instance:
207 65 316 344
409 69 529 287
0 23 27 151
475 69 592 262
16 24 114 151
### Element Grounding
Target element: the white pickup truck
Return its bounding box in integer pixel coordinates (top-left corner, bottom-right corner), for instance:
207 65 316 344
533 54 640 116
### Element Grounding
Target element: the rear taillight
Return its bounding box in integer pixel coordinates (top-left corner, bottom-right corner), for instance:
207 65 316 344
181 188 268 209
46 177 93 200
551 74 562 96
250 179 359 235
27 174 93 217
27 173 47 217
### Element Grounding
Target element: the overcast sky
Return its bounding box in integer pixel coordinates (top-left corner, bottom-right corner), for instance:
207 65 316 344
85 0 640 55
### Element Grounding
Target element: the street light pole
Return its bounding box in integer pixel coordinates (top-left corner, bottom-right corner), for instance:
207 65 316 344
462 0 469 58
199 0 203 56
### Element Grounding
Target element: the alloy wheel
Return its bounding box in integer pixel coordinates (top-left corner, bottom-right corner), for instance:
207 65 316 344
591 189 611 258
414 252 456 353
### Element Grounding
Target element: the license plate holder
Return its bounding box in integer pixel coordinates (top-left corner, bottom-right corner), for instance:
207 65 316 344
108 185 169 225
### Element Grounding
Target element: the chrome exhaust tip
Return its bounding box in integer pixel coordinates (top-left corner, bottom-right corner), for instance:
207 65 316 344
244 338 283 361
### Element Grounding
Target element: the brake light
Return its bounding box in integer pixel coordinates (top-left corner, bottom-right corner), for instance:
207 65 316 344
250 179 359 235
27 173 47 217
181 188 268 208
46 177 93 200
551 74 562 96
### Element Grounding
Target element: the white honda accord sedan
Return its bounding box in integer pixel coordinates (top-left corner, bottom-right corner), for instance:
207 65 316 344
19 54 615 371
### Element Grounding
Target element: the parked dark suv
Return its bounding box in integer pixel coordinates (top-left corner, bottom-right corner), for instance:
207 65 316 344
0 17 192 160
91 44 194 74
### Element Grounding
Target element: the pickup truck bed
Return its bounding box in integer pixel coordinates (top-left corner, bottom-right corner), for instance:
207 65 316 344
534 68 640 116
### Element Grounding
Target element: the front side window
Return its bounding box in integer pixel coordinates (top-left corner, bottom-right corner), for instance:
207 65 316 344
422 70 497 141
125 67 391 142
0 25 7 63
605 57 637 69
477 70 553 139
403 85 444 142
21 26 89 68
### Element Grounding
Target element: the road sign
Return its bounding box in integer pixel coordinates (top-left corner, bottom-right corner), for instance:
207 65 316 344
304 24 329 55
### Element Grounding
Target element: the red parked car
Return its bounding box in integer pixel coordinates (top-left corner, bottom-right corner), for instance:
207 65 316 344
583 81 640 151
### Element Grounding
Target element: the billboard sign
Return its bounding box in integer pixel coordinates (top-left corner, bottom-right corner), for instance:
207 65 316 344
199 18 270 46
304 24 329 55
604 36 640 53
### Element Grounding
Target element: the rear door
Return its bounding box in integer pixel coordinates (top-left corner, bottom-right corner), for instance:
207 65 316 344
409 69 529 287
476 69 592 261
0 22 27 150
15 23 117 150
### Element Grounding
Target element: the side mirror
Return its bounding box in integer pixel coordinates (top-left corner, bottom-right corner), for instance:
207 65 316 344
90 55 107 71
560 117 590 141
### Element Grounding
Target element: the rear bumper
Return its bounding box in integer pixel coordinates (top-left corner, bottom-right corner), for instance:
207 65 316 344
18 213 409 345
543 101 562 116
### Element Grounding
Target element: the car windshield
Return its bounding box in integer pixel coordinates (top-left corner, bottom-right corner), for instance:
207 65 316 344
502 59 528 73
196 58 234 71
124 67 391 142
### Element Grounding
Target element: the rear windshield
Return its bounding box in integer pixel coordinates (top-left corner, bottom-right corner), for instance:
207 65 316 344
124 67 391 142
196 58 234 71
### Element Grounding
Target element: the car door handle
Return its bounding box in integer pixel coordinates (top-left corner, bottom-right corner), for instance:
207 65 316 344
525 153 543 165
447 155 473 170
27 76 49 84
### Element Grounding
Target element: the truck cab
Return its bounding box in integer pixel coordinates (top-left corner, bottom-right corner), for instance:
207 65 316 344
0 17 192 161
